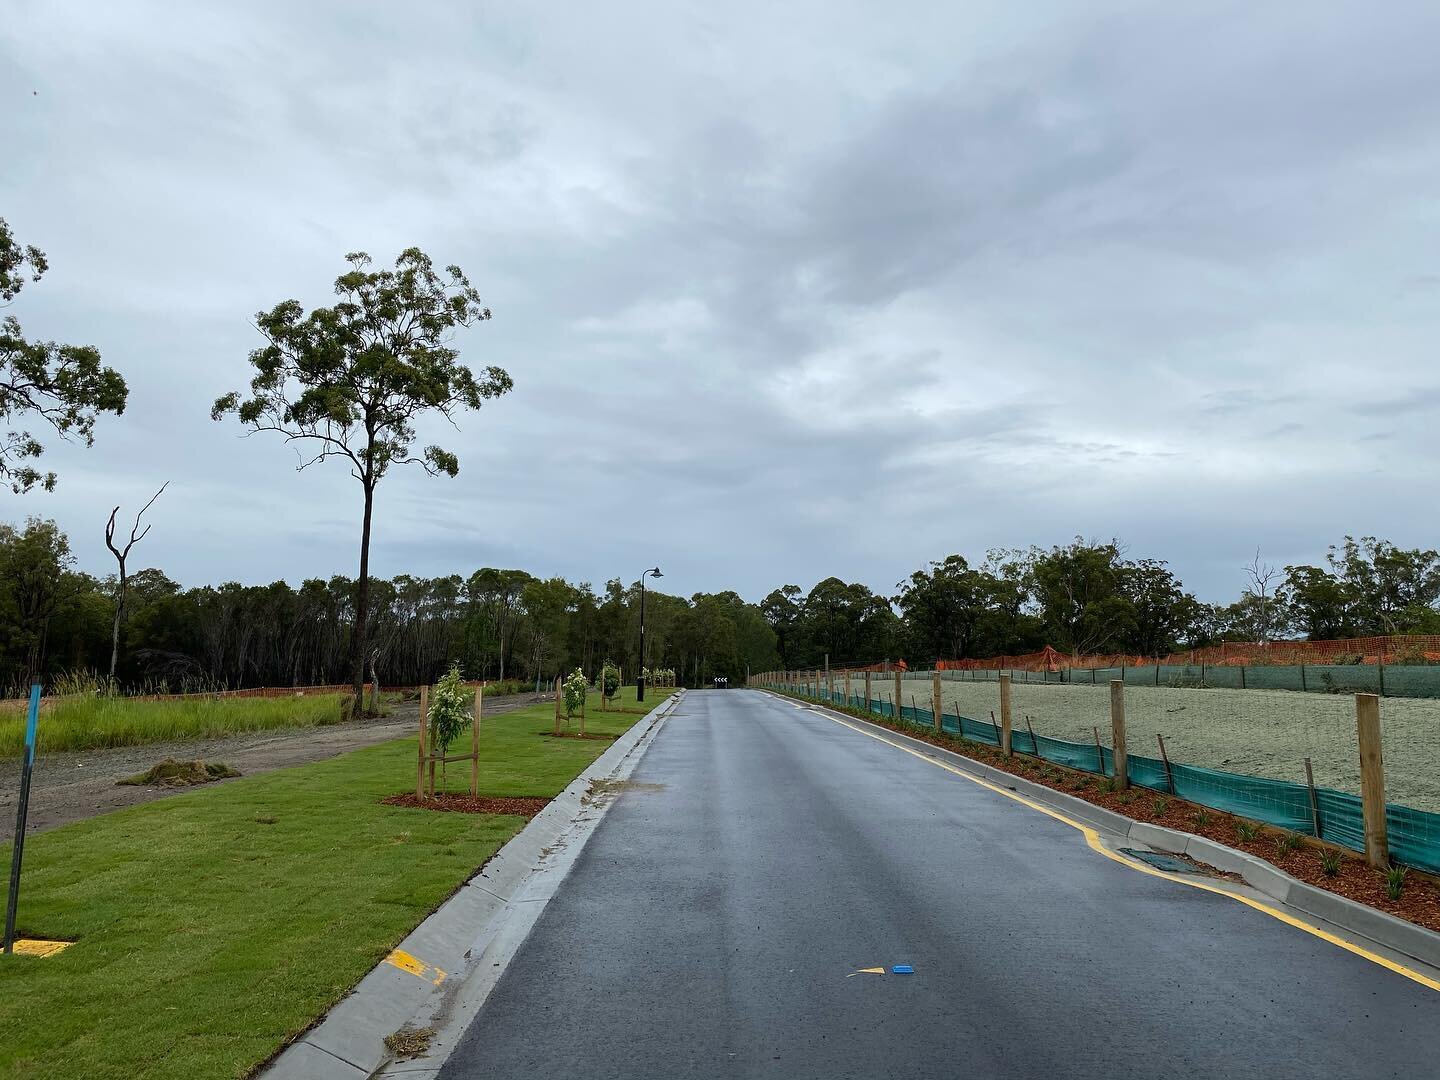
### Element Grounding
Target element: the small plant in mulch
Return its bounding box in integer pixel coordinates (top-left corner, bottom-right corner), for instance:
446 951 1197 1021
1385 865 1409 901
1115 791 1135 806
118 758 241 787
1070 775 1091 791
1098 777 1117 794
1190 810 1211 827
1151 796 1171 818
1319 849 1343 876
1236 820 1261 843
1274 832 1305 856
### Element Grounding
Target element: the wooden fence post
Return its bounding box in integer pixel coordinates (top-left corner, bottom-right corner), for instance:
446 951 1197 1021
1110 680 1128 790
825 654 831 701
844 668 851 707
471 682 482 796
864 670 872 711
894 669 902 720
1356 693 1389 868
416 684 429 798
427 686 438 795
553 675 564 736
932 669 942 733
999 673 1013 756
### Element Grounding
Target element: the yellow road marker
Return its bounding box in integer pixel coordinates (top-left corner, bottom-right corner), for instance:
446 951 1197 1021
384 948 446 986
806 704 1440 995
847 967 886 977
9 938 72 958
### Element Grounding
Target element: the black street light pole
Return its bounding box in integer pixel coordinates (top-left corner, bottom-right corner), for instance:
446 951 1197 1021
638 567 662 702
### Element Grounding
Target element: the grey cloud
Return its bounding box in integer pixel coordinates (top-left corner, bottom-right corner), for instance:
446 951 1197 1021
4 1 1440 608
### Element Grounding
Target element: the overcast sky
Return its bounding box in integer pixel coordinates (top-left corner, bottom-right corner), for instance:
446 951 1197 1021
3 0 1439 605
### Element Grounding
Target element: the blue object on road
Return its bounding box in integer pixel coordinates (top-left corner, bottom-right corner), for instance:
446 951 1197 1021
891 965 914 974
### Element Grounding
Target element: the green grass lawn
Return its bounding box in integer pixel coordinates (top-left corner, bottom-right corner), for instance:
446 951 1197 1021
0 686 671 1080
0 692 349 757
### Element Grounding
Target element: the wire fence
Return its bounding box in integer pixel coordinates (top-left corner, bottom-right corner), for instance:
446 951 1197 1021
756 666 1440 874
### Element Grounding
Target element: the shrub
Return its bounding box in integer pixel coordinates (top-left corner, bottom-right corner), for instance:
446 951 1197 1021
562 668 587 720
1236 821 1260 842
1151 796 1171 817
600 660 621 700
428 665 472 757
1190 810 1211 827
1385 865 1409 901
1319 849 1343 876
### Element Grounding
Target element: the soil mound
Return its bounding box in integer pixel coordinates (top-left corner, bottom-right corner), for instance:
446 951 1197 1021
118 758 242 787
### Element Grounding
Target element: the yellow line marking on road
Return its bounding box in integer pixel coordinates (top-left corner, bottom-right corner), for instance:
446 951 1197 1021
803 703 1440 994
847 967 886 977
384 948 446 986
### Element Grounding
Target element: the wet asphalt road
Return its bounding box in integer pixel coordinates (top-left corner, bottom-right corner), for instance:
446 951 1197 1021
438 689 1439 1079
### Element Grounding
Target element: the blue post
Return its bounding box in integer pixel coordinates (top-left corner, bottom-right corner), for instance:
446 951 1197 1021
4 684 42 954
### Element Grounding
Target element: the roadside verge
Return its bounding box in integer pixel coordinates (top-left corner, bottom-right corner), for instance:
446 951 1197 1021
262 690 685 1080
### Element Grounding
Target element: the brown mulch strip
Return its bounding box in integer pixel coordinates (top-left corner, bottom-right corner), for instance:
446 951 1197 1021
539 730 618 740
380 793 551 817
803 696 1440 935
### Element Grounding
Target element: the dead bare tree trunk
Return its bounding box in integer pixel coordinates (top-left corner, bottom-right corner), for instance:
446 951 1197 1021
1243 548 1283 644
105 481 168 683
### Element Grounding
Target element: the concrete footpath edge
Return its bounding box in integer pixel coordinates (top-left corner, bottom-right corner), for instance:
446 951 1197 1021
771 691 1440 975
261 690 686 1080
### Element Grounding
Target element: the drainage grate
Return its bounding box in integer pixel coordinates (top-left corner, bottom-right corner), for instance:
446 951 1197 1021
1118 848 1199 874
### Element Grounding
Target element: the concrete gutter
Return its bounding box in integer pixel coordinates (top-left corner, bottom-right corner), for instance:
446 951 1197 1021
780 693 1440 977
260 690 685 1080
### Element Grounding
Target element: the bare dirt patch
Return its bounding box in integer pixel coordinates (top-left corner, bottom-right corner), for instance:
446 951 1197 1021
117 758 241 787
380 793 550 817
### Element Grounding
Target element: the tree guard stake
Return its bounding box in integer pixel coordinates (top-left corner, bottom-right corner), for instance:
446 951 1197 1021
4 684 42 954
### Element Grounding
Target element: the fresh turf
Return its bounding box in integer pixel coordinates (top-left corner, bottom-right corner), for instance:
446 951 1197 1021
0 692 350 757
0 686 671 1080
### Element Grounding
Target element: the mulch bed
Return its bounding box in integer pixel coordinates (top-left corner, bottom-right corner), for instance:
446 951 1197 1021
539 730 618 740
809 697 1440 935
380 793 551 817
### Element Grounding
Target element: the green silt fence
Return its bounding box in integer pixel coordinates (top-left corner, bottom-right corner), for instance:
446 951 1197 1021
783 680 1440 875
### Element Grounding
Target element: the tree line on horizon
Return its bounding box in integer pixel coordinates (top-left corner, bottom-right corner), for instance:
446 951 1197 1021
3 518 1439 695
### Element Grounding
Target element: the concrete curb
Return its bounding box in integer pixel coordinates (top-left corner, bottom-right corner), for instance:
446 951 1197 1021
261 691 686 1080
776 692 1440 974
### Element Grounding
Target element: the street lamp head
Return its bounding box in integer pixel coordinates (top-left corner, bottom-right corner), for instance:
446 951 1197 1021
648 567 662 578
